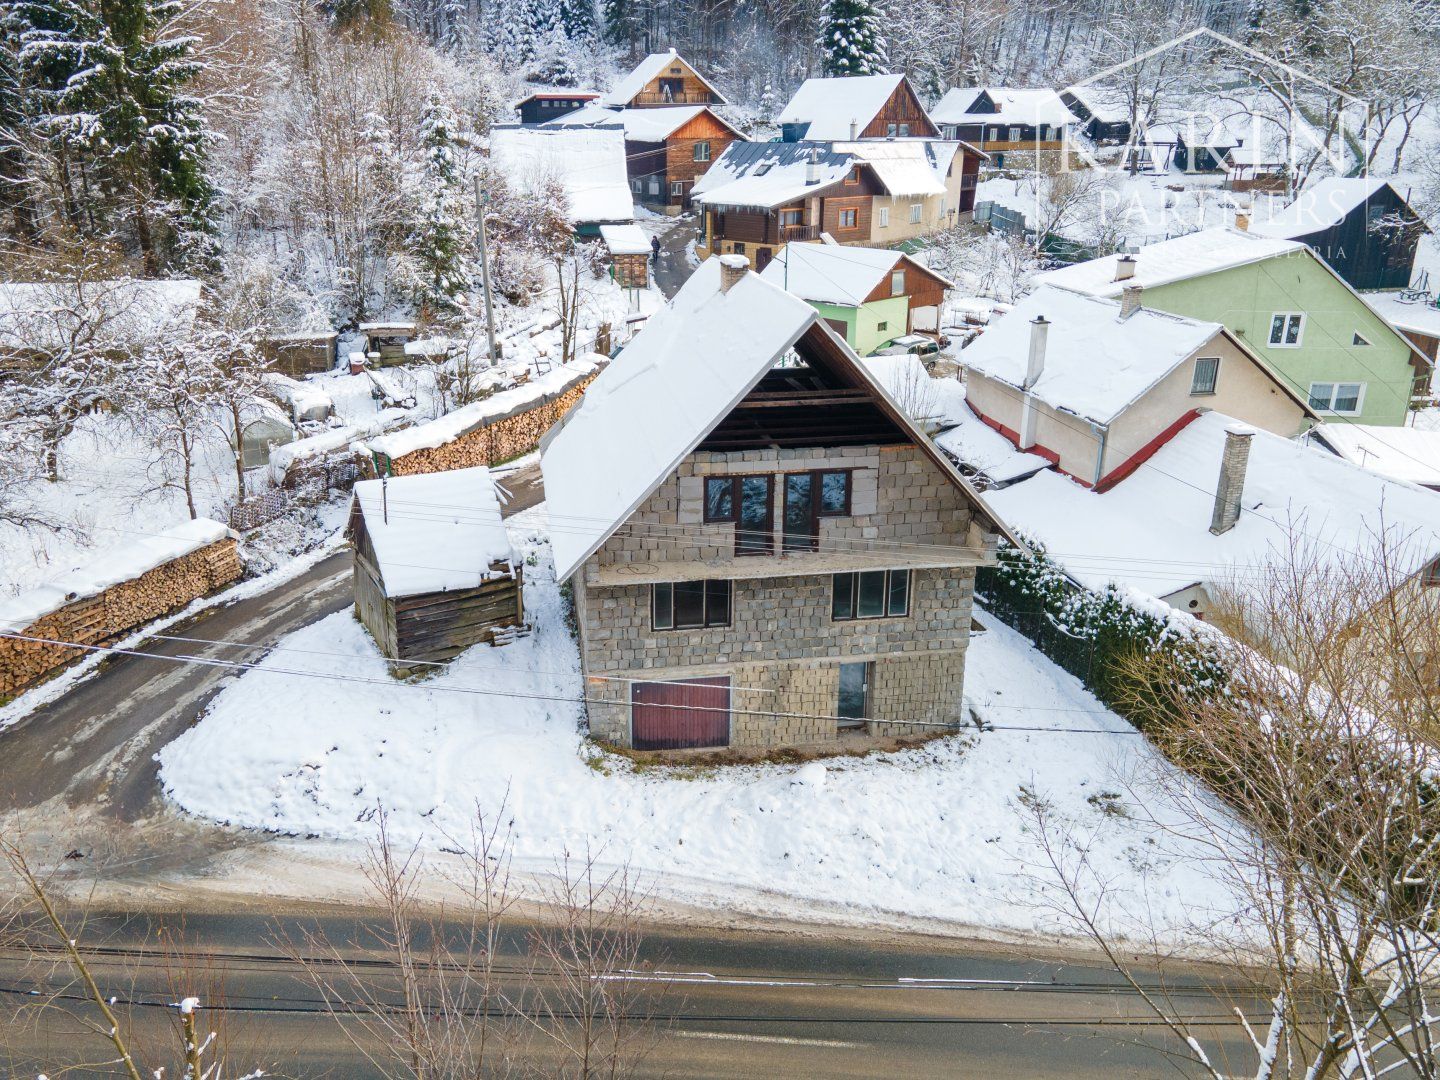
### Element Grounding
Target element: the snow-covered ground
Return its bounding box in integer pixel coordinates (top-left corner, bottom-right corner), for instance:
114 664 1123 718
158 504 1242 942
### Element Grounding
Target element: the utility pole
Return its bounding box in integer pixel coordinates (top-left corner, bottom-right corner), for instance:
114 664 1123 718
473 177 500 366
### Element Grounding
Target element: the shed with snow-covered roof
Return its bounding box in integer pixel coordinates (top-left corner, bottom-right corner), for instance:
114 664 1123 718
348 466 522 665
488 125 633 230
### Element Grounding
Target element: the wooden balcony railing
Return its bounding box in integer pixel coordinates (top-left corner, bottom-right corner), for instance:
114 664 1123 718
778 223 819 242
631 91 719 106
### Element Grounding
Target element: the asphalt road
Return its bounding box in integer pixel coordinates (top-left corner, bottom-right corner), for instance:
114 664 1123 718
0 909 1267 1079
652 212 699 298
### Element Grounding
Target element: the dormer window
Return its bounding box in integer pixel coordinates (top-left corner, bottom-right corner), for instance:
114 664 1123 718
844 170 860 185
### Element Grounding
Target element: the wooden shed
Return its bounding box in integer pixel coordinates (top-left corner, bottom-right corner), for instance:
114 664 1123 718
347 466 523 667
262 331 340 376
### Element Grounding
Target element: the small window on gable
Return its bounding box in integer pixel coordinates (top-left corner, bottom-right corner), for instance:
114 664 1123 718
1353 331 1371 346
898 123 910 137
1191 356 1219 395
845 169 860 185
890 270 905 296
886 123 898 137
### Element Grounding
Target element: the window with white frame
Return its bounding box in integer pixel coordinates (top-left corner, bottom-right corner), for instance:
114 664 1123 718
693 140 710 162
1269 312 1305 347
630 178 642 193
1009 126 1021 141
1353 331 1371 346
1191 356 1220 395
890 269 905 296
908 203 922 223
1308 381 1365 414
877 206 890 227
671 181 684 196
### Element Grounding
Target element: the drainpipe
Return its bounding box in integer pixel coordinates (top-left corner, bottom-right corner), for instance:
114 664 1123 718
1090 422 1108 487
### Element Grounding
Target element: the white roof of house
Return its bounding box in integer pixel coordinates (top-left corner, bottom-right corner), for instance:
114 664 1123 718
831 139 951 196
1035 227 1307 297
1062 84 1132 124
600 49 726 108
0 278 202 354
985 411 1440 600
931 87 1077 127
958 286 1226 426
776 74 910 141
1250 177 1394 239
759 243 951 307
546 103 738 141
1308 422 1440 489
488 125 633 224
1364 290 1440 339
691 142 859 209
599 222 650 255
352 466 515 599
541 257 1015 580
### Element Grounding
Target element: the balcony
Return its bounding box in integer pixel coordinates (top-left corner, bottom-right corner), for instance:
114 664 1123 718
631 91 718 106
778 223 819 242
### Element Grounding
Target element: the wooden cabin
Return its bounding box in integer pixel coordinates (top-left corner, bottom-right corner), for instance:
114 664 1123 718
262 331 339 377
359 322 418 367
348 467 523 667
516 91 598 125
600 224 651 288
776 74 938 142
600 50 726 109
930 88 1076 167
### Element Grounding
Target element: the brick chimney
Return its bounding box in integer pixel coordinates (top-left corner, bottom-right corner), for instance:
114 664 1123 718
1018 315 1049 450
718 253 749 293
1119 284 1144 319
1113 254 1137 282
1209 424 1254 535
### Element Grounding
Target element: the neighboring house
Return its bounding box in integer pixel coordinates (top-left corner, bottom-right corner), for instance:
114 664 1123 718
1251 178 1426 292
960 286 1316 490
776 73 938 142
487 125 633 234
515 91 598 125
546 102 742 209
1036 227 1428 426
540 254 1018 750
600 49 727 108
984 412 1440 629
692 139 980 264
930 88 1077 166
759 243 953 354
1364 291 1440 373
1307 423 1440 491
1222 146 1289 195
1059 85 1134 144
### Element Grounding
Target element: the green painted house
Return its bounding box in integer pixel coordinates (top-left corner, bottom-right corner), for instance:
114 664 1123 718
758 243 953 357
1037 227 1427 426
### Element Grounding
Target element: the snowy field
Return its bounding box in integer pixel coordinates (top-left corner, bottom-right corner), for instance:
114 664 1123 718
158 505 1242 942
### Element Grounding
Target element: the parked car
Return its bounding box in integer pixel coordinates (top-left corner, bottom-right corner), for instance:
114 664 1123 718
878 334 941 358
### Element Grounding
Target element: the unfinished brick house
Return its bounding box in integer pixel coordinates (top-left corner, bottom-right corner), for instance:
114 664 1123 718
541 254 1018 750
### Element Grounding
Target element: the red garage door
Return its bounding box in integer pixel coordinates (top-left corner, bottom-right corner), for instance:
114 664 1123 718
631 677 731 750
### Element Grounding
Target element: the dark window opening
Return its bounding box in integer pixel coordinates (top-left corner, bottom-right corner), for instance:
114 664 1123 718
783 469 851 551
737 475 773 554
704 476 734 521
833 569 910 620
653 579 732 629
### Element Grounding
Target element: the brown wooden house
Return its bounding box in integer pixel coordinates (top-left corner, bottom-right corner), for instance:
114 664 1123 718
348 467 523 668
600 49 727 109
776 74 938 142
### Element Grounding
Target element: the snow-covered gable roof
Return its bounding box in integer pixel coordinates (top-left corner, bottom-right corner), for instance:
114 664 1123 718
0 278 202 354
1364 290 1440 339
691 141 859 209
831 139 950 196
1250 177 1398 239
1308 423 1440 490
545 103 740 141
959 286 1226 426
352 466 514 599
985 411 1440 599
931 87 1077 128
776 74 910 141
488 125 633 225
1061 84 1131 124
1035 227 1307 297
759 243 952 307
599 223 650 255
541 258 1017 580
600 49 727 108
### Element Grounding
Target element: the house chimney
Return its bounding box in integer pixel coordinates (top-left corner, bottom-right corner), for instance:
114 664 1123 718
1024 315 1049 389
1234 210 1250 232
805 147 821 185
849 118 859 140
1113 254 1137 282
1209 424 1254 535
1119 284 1143 319
718 253 749 293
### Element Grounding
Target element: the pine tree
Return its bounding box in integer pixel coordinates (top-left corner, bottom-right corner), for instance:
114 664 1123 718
817 0 889 77
600 0 631 48
14 0 217 272
558 0 595 42
409 93 470 313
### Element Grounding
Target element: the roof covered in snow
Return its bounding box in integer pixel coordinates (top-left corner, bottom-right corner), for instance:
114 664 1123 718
600 49 727 108
352 466 515 598
545 103 740 141
0 278 202 354
488 125 633 225
931 87 1078 128
691 141 860 209
0 517 230 634
1035 227 1307 297
758 243 952 307
541 258 1017 580
831 139 952 196
1364 290 1440 338
1308 422 1440 489
985 411 1440 599
776 74 912 141
958 286 1228 426
599 222 651 255
1250 177 1398 239
1061 84 1133 124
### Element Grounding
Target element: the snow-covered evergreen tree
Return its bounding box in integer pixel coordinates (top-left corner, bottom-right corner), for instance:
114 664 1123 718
817 0 889 77
408 93 470 312
600 0 631 47
558 0 596 42
13 0 217 272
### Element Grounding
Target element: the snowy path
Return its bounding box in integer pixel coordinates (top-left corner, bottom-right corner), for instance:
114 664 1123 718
158 508 1242 942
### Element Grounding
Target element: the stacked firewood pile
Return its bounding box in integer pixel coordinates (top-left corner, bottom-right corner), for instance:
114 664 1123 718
0 538 243 699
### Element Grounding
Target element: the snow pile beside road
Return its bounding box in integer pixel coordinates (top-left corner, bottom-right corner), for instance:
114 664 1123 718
158 512 1239 940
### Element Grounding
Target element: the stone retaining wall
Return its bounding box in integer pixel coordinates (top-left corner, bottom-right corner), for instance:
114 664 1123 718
0 538 243 699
